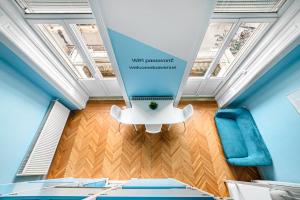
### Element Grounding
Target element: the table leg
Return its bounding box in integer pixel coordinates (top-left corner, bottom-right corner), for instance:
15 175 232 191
133 124 138 131
168 124 172 131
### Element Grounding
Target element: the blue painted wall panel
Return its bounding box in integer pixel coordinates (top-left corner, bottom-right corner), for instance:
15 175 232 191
232 45 300 182
0 41 77 184
0 60 52 184
108 29 187 98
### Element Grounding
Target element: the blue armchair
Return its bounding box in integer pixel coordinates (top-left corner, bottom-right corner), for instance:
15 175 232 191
214 108 272 166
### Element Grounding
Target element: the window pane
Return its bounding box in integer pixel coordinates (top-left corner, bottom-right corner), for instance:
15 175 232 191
213 23 266 77
214 0 286 13
96 62 115 78
38 24 92 79
77 24 115 77
190 22 233 77
75 65 93 79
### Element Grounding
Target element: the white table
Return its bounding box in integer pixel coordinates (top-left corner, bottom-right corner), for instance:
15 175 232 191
119 100 184 125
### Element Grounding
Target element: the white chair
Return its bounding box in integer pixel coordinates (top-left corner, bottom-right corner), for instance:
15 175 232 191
182 104 194 130
145 124 162 134
110 105 122 132
167 104 194 131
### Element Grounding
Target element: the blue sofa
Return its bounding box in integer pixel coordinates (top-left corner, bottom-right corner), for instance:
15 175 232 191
214 108 272 166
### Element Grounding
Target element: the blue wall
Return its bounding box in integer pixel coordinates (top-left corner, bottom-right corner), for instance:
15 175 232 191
0 42 74 184
0 59 52 184
108 29 187 98
232 45 300 182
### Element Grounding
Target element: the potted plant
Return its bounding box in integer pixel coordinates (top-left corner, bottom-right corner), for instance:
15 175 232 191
149 101 158 110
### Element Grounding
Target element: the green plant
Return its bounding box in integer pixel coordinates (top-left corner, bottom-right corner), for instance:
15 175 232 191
149 101 158 110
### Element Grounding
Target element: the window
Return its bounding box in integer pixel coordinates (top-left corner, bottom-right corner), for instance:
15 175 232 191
212 22 267 77
37 24 93 79
190 22 233 77
190 20 269 78
76 24 115 77
36 23 115 79
214 0 286 13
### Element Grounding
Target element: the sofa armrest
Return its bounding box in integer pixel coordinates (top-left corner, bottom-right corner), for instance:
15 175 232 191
228 155 272 166
215 108 244 119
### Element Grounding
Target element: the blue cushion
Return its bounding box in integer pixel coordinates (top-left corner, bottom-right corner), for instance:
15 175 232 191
215 117 248 158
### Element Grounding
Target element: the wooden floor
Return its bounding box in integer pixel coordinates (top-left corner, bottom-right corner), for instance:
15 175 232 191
48 100 260 197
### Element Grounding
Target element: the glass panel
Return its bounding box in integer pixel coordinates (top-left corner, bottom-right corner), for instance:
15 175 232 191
38 24 92 79
190 23 233 77
96 62 115 78
214 0 286 13
15 0 91 14
77 24 115 77
213 22 265 77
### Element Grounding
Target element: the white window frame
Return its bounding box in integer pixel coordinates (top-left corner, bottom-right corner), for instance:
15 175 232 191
28 18 116 81
191 17 276 79
187 17 276 97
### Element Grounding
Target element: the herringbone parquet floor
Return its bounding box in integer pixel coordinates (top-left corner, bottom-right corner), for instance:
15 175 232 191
48 100 260 197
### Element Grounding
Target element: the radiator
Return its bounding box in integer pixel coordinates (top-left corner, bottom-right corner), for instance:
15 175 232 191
17 101 70 176
131 96 173 101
